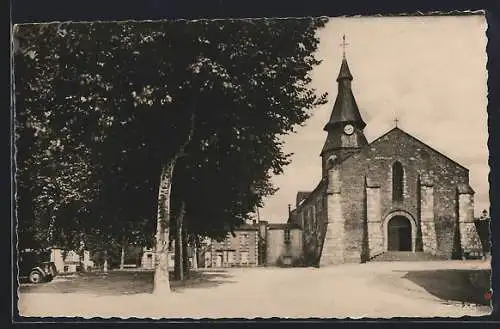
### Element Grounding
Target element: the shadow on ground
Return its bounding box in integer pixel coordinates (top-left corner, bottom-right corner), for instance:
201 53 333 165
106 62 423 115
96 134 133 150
18 270 236 296
403 269 491 306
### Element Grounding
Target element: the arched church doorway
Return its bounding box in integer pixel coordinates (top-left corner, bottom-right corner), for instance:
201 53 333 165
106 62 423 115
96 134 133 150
387 216 412 251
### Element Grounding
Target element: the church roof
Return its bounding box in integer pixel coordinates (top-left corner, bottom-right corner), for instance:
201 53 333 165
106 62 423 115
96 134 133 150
268 222 302 230
324 57 366 131
296 191 311 206
288 180 327 226
294 180 327 210
234 223 259 231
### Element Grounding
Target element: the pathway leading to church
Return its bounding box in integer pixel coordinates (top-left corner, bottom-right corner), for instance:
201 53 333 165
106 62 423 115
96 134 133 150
18 260 491 318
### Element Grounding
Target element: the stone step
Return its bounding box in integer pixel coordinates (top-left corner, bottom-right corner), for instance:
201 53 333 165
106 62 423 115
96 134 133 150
370 251 446 262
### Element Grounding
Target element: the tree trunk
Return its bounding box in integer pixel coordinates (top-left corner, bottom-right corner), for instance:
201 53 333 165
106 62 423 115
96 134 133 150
153 111 196 295
120 242 125 270
153 160 176 296
174 234 181 280
174 202 186 281
103 250 108 273
182 227 189 276
192 242 198 270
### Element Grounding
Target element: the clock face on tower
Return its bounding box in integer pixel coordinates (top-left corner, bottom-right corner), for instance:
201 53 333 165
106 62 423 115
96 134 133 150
344 124 354 135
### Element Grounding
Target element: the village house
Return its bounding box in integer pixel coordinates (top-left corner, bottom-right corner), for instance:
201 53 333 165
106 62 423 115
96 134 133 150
207 223 260 268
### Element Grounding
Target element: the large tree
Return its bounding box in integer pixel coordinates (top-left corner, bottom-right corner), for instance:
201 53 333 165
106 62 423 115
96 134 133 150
14 18 328 295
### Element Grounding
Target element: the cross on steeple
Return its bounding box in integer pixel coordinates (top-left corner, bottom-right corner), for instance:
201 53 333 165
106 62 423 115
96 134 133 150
340 34 349 59
394 117 399 127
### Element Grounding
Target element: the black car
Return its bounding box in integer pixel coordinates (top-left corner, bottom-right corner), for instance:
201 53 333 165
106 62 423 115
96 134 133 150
18 250 58 284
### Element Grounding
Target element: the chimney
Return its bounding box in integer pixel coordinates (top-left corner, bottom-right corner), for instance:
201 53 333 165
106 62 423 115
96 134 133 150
288 204 292 215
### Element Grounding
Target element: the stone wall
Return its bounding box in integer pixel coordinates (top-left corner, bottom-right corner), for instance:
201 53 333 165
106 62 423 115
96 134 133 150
366 182 383 259
420 183 437 254
319 167 345 266
290 181 328 266
458 192 483 256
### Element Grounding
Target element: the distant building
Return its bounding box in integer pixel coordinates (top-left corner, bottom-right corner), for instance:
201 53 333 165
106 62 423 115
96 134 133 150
208 224 260 268
204 220 303 268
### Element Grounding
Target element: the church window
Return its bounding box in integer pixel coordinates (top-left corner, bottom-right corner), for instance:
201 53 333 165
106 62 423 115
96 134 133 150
392 161 404 201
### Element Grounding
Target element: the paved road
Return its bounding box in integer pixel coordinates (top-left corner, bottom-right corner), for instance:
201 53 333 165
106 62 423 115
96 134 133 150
18 260 491 319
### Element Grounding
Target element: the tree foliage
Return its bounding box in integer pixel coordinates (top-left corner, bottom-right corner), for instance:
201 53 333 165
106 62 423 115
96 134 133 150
14 18 328 255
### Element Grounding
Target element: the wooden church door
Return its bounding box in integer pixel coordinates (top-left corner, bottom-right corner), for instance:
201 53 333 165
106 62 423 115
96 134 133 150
388 216 412 251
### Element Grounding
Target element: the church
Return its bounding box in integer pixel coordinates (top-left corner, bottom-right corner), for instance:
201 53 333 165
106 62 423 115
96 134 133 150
287 43 484 266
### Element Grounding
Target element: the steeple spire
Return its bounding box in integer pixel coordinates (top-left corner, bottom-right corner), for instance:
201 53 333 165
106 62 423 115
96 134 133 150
337 35 353 82
324 37 365 131
337 57 353 82
320 36 368 176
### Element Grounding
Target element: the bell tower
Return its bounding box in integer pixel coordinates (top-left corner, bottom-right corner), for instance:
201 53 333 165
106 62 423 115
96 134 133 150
321 35 368 177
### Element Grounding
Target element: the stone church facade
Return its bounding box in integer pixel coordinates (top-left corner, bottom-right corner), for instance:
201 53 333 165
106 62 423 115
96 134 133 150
287 53 483 266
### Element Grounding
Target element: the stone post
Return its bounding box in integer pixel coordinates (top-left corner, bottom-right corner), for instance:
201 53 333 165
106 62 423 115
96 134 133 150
457 184 482 258
192 245 198 270
319 167 344 266
420 179 437 255
366 179 383 258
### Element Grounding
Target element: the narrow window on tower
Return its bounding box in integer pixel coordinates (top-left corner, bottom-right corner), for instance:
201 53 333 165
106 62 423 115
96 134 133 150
284 228 291 244
392 161 404 201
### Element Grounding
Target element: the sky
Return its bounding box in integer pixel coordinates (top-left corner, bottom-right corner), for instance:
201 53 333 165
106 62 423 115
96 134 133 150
259 15 489 223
